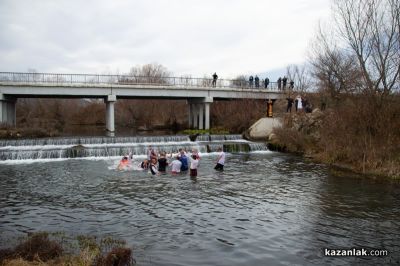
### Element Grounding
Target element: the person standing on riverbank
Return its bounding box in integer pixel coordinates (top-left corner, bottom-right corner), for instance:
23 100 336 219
286 97 294 113
214 147 225 171
296 95 303 112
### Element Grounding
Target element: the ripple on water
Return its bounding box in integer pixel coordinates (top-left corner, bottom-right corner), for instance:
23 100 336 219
0 153 399 265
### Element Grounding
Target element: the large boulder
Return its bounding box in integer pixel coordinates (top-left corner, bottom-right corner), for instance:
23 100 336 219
244 117 282 141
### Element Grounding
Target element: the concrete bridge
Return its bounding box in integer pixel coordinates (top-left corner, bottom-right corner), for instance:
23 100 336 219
0 72 285 135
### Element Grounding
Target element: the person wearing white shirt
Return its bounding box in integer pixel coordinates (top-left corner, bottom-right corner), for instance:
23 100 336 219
190 154 199 177
214 147 225 171
171 156 182 174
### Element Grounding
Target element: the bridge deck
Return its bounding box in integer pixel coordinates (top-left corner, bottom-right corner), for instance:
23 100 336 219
0 72 285 100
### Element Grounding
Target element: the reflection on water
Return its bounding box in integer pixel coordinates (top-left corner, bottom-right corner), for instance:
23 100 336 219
0 153 399 265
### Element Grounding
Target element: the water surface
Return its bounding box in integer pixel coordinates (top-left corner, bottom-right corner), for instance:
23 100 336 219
0 143 399 265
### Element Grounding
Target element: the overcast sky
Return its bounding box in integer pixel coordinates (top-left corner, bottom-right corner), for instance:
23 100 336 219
0 0 331 79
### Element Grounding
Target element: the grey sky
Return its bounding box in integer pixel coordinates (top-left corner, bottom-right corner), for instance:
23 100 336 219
0 0 331 78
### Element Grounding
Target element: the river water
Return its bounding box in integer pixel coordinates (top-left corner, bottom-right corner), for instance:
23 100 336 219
0 135 399 265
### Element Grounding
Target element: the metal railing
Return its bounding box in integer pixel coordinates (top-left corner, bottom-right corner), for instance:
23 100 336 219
0 72 290 91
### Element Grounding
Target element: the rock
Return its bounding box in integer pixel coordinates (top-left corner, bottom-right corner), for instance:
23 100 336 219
189 133 200 141
246 118 282 141
268 133 278 142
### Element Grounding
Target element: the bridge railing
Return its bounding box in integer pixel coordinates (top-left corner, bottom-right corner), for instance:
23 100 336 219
0 72 287 91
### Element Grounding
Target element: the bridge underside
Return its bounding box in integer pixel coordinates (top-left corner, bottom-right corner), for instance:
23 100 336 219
0 84 282 135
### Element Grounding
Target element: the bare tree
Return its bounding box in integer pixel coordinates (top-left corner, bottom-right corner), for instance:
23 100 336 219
333 0 400 95
285 64 312 93
309 25 363 99
128 63 171 84
230 75 247 88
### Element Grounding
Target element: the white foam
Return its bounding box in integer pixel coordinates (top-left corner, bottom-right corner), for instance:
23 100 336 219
249 150 273 154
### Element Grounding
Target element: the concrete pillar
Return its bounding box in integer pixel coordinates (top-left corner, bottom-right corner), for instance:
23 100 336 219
199 104 204 129
187 97 213 130
105 95 117 136
205 102 210 130
188 103 193 128
0 94 16 126
193 104 199 128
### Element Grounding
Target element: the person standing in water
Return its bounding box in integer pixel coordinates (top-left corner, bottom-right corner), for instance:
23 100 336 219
171 155 182 174
214 147 225 171
149 158 159 175
190 154 199 178
179 149 189 172
158 151 169 173
117 156 130 170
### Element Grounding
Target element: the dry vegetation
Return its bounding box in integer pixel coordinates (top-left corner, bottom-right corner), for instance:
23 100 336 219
272 0 400 178
0 232 134 266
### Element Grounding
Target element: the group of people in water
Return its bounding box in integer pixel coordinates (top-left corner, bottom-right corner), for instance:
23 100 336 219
117 146 226 177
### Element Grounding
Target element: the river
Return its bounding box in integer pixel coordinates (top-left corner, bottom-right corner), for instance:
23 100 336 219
0 135 399 265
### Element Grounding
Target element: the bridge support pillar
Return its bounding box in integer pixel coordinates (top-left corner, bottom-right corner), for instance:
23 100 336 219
0 94 17 127
187 97 213 130
188 104 193 128
204 102 210 130
198 104 204 129
105 95 116 136
193 104 199 128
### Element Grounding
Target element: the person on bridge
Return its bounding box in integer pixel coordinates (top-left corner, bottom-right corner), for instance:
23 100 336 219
255 76 260 88
289 80 294 89
282 76 288 90
264 77 270 88
277 77 282 90
212 72 218 87
249 76 254 88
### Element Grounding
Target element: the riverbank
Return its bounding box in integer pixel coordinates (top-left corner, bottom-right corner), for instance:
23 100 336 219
0 126 60 139
267 109 400 180
0 232 134 266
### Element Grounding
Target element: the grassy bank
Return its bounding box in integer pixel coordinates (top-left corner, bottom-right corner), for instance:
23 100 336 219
0 232 134 266
270 95 400 179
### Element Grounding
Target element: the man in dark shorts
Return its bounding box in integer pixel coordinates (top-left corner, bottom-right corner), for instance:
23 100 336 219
214 147 225 171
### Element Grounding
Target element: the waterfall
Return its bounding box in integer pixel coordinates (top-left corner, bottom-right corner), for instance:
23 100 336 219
248 143 269 151
0 135 268 161
209 135 225 141
224 134 243 140
196 135 210 141
0 135 190 147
